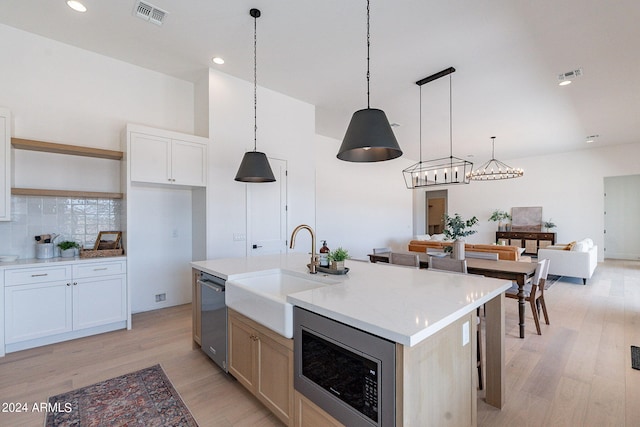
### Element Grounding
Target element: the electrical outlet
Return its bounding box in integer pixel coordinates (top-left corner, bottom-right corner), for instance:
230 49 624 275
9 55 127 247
462 321 470 346
155 293 166 302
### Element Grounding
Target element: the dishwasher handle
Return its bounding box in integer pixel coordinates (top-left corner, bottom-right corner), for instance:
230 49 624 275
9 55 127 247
198 279 225 292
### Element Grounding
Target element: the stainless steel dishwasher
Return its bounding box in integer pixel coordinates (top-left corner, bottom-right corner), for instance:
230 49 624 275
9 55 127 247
199 271 228 372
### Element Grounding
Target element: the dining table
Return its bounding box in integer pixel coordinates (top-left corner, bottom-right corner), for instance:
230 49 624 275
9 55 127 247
367 252 538 338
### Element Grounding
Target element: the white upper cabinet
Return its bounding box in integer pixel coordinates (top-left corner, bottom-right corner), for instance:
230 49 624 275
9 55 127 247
129 129 208 187
0 108 10 221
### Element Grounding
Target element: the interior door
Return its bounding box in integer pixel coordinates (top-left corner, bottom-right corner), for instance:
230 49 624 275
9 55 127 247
604 174 640 260
247 158 287 255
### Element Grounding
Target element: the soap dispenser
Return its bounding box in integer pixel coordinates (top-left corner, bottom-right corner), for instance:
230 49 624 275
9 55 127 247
319 240 330 267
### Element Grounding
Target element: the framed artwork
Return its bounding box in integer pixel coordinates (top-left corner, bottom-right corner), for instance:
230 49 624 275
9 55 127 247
511 207 542 231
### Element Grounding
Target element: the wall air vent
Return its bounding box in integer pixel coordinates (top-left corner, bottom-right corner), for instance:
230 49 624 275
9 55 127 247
133 1 168 26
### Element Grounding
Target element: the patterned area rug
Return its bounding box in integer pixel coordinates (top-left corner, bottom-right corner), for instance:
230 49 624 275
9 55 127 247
45 364 198 427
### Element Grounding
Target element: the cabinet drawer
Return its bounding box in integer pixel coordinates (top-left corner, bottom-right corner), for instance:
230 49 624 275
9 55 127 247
73 260 126 278
5 265 72 286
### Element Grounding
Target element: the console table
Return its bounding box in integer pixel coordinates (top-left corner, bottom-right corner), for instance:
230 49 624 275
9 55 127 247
496 231 556 255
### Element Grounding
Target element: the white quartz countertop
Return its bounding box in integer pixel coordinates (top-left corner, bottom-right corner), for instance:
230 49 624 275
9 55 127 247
0 255 127 270
191 254 511 347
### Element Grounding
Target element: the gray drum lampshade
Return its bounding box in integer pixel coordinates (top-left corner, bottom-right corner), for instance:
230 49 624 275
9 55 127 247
234 151 275 182
337 108 403 162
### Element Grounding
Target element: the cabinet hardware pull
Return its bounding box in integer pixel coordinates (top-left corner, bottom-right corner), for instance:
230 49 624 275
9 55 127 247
66 283 71 286
73 282 77 285
31 273 48 277
93 268 108 271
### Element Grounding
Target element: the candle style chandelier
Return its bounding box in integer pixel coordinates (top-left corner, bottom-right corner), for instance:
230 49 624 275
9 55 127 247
468 136 524 181
402 67 473 189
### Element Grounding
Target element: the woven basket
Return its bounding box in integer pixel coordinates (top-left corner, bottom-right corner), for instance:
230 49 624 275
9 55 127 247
79 248 124 258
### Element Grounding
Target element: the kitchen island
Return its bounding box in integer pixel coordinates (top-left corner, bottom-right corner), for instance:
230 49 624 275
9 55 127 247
192 253 510 426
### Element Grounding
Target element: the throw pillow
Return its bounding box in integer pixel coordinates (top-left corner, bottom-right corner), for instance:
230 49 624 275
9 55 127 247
573 241 588 252
565 241 576 251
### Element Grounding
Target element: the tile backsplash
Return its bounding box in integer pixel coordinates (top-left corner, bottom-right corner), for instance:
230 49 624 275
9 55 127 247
0 195 122 259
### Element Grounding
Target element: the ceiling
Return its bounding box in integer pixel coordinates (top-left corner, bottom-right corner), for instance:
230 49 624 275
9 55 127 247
1 0 639 162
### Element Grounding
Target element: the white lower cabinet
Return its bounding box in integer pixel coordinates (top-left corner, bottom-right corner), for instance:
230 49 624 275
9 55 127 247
3 259 127 353
5 279 73 343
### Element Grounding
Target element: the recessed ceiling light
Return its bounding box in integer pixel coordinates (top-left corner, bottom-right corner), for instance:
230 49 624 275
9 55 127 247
212 57 225 65
66 1 87 12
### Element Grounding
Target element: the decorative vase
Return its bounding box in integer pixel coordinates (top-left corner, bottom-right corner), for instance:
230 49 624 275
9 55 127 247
60 248 76 258
331 260 345 270
452 239 465 260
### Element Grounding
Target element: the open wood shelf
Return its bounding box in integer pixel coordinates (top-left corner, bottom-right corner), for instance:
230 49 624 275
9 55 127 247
11 188 123 199
11 138 123 160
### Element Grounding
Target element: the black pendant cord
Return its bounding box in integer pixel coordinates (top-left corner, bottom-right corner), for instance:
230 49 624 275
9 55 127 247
449 74 453 159
253 11 258 152
419 85 422 164
366 0 371 109
491 136 496 160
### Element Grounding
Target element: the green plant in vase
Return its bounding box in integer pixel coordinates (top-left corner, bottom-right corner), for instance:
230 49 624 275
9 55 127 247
443 213 479 254
57 241 80 258
543 219 557 232
488 209 511 231
328 247 349 270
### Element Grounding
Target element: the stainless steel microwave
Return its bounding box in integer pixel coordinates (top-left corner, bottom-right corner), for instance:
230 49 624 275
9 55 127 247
293 307 396 427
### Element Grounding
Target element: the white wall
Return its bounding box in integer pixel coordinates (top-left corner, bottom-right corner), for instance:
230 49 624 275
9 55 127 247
426 142 640 261
0 24 194 148
315 134 415 260
205 69 316 259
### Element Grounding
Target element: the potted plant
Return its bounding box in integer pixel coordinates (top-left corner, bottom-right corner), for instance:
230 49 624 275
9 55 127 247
543 219 557 232
443 213 479 259
328 247 349 270
488 209 511 231
58 240 80 258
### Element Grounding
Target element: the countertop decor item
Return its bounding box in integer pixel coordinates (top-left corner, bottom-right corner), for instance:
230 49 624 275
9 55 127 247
402 67 473 188
337 0 402 162
234 8 276 183
468 136 524 181
58 240 80 258
329 247 349 270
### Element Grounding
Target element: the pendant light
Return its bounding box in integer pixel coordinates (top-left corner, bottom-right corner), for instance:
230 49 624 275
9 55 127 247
468 136 524 181
235 8 276 183
402 67 473 188
337 0 402 162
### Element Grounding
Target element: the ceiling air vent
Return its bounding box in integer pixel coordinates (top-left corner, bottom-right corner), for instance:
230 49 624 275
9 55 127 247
133 1 168 26
558 68 583 83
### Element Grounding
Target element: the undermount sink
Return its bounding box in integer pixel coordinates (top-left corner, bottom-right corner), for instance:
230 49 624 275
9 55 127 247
226 269 336 338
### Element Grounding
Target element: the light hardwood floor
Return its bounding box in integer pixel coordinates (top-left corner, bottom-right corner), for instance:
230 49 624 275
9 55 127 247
1 259 638 426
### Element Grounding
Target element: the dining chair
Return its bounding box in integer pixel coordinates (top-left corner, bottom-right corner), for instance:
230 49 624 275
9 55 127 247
427 256 481 387
428 256 468 274
505 258 549 335
389 252 420 268
373 247 392 254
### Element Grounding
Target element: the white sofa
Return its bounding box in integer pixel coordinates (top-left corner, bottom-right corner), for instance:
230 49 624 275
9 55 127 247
537 239 597 285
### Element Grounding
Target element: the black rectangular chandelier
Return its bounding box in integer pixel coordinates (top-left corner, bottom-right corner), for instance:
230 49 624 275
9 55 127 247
402 67 473 189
